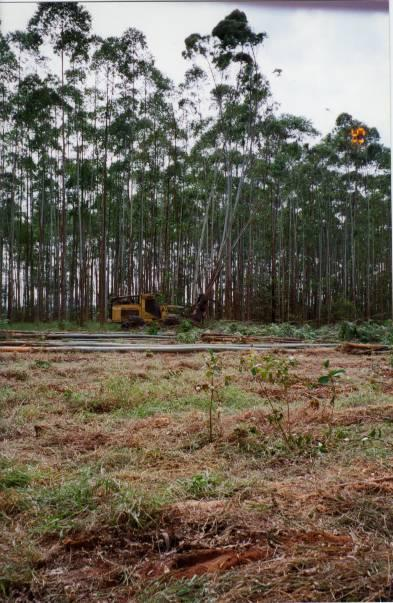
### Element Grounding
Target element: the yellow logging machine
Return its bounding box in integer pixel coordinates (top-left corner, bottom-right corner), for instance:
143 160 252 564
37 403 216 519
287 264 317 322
110 293 182 327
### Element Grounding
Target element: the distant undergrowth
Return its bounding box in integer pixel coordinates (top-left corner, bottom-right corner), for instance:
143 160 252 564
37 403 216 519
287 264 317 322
209 321 338 340
208 320 393 344
2 319 392 345
339 320 393 344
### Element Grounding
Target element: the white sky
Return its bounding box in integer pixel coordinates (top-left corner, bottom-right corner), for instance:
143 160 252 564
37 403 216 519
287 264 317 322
0 1 390 145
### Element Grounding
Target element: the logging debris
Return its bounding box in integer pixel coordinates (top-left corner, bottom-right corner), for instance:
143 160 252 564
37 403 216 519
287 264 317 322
338 342 390 355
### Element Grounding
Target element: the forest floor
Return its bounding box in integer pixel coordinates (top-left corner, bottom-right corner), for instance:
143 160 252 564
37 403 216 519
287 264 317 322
1 343 393 601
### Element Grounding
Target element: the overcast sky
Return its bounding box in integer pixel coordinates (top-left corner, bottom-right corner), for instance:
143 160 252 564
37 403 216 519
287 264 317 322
0 1 390 146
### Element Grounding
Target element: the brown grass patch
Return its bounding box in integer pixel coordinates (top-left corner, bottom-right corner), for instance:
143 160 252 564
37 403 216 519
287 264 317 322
1 348 393 602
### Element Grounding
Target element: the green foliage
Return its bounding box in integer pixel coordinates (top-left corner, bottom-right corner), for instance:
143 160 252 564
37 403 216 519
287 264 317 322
28 2 92 60
211 320 392 345
329 422 393 462
339 321 393 344
318 359 345 385
183 33 206 59
34 472 163 536
146 322 159 335
218 321 325 341
317 359 345 432
196 351 229 442
0 464 31 490
33 359 52 369
339 321 358 341
171 470 239 500
244 352 298 448
36 474 97 535
176 319 200 342
179 471 221 499
227 424 327 459
111 385 260 420
229 424 266 455
176 329 200 343
2 0 391 327
139 575 210 602
0 386 14 403
66 376 145 413
212 9 266 51
178 319 194 333
246 352 297 389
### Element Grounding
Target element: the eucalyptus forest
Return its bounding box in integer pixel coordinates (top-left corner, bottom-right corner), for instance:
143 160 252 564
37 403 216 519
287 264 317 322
0 3 391 324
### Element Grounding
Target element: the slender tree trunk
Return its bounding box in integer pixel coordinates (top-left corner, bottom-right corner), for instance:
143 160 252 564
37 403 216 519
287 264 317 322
99 71 110 324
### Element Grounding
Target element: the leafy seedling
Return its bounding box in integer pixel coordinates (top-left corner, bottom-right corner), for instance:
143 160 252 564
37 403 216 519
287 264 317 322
196 351 229 442
318 359 345 431
245 352 298 448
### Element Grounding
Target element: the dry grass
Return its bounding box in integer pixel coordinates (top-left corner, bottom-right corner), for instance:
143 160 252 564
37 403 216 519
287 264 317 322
0 348 393 601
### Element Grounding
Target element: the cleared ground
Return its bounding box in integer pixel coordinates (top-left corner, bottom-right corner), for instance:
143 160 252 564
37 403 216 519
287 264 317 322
1 346 393 601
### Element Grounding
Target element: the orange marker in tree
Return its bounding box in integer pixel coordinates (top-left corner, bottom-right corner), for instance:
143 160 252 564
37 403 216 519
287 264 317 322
351 127 366 145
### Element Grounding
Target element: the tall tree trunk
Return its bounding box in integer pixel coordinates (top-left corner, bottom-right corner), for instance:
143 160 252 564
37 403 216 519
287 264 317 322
99 72 110 324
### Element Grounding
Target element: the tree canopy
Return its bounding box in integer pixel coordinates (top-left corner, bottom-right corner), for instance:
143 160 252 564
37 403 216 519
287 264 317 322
0 4 390 323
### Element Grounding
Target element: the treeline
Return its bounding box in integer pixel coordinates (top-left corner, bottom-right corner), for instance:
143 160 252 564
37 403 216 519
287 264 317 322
0 3 390 323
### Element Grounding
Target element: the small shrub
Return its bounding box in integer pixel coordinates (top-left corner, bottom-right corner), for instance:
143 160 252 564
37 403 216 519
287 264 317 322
34 360 52 369
146 322 159 335
339 321 358 341
178 319 194 333
176 330 200 344
340 320 393 344
243 352 298 448
317 359 345 431
176 471 221 499
196 351 230 442
228 322 241 334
